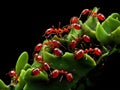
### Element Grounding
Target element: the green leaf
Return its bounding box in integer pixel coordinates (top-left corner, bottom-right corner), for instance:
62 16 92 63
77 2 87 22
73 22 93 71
96 22 110 44
23 63 31 70
82 54 96 67
110 26 120 44
15 70 26 90
15 51 29 75
102 13 120 34
0 79 10 90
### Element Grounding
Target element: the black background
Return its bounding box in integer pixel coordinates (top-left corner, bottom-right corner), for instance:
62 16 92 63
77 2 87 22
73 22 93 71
0 0 120 89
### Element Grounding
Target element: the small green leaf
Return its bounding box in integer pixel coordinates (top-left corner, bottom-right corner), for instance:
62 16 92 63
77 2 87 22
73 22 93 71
102 13 120 34
82 23 96 38
0 79 10 90
96 22 110 44
15 51 28 75
110 26 120 44
15 70 26 90
82 54 96 67
23 63 31 70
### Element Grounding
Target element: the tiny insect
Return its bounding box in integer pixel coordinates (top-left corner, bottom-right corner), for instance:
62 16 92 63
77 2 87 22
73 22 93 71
79 8 105 21
43 22 71 39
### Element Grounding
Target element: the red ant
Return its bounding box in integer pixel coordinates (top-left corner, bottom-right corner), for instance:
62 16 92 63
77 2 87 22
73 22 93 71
70 8 105 24
43 22 71 39
53 48 63 57
79 8 105 21
74 47 102 60
43 40 62 48
50 69 73 82
8 70 19 79
84 47 102 56
34 43 43 52
43 20 82 39
74 49 85 60
43 40 65 57
69 34 91 50
43 39 66 51
32 43 43 58
32 62 50 76
8 70 19 85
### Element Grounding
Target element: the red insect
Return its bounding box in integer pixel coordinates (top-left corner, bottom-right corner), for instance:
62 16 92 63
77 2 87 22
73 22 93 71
69 35 83 50
59 70 68 75
8 70 19 81
74 49 84 60
34 43 43 52
35 55 43 62
44 39 64 49
53 48 63 57
51 69 74 82
42 62 50 71
81 9 90 15
8 70 19 84
50 69 60 78
84 48 93 54
32 62 51 76
94 47 102 56
66 73 73 82
71 23 81 30
79 8 105 21
70 39 77 49
70 16 82 30
32 68 40 76
70 16 79 24
84 47 102 56
43 23 71 39
8 70 17 77
82 34 91 43
97 13 105 21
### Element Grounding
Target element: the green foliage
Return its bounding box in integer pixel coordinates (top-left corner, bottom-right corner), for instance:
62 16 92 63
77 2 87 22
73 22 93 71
15 51 29 75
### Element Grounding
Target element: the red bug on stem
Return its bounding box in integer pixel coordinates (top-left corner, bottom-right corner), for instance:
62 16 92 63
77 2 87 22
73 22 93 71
34 43 43 52
79 8 105 21
69 35 83 50
84 47 102 56
43 39 65 49
74 49 84 60
66 73 73 82
53 48 63 57
82 34 91 43
42 62 50 71
94 47 102 56
50 69 60 78
43 22 71 39
70 16 79 24
8 70 18 78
